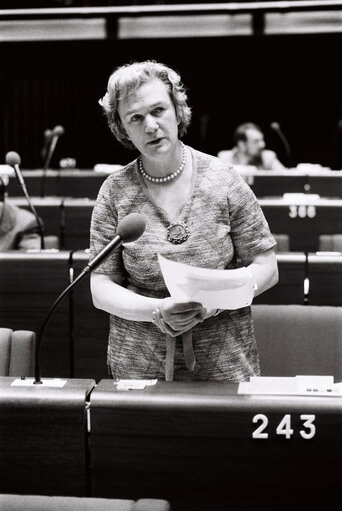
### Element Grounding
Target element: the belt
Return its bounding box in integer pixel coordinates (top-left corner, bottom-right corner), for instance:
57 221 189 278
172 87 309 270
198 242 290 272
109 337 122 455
165 329 196 381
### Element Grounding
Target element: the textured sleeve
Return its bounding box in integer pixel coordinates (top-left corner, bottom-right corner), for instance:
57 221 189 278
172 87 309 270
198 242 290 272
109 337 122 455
89 177 124 275
226 166 276 260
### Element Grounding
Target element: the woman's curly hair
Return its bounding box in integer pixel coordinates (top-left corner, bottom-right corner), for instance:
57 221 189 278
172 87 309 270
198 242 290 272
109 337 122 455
99 60 192 149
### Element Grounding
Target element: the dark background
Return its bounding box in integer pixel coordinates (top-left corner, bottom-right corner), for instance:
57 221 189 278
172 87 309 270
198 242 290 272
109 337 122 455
1 3 342 169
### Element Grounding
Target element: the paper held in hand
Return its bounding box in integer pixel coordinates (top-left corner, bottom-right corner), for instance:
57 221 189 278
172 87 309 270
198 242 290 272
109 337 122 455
158 254 254 310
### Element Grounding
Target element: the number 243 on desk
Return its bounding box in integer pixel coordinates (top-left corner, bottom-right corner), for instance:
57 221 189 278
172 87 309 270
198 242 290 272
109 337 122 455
252 413 316 440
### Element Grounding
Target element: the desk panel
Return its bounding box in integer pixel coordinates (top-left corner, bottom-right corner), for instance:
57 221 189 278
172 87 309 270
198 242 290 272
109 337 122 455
308 253 342 305
90 380 342 510
7 170 107 199
62 198 95 250
260 198 342 251
0 251 71 377
240 169 342 198
0 377 95 496
11 196 342 253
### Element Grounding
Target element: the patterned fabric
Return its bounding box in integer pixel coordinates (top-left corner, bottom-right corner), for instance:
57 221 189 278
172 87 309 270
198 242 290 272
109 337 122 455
89 146 276 382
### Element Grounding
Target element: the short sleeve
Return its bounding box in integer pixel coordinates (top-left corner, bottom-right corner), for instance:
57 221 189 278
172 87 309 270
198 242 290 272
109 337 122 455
89 178 124 275
226 166 276 260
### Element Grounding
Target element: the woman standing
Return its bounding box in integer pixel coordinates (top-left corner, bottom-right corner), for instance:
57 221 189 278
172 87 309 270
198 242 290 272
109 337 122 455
90 60 278 382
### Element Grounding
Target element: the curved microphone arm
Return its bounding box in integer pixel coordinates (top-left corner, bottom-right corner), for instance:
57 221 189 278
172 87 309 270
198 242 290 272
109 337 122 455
270 122 293 168
41 125 64 197
20 181 45 250
34 266 91 384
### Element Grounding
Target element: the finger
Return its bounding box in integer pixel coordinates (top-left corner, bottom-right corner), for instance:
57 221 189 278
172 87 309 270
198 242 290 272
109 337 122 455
168 301 203 314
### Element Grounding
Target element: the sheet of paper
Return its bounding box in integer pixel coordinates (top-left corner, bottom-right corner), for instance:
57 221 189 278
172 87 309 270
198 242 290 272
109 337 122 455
158 254 254 309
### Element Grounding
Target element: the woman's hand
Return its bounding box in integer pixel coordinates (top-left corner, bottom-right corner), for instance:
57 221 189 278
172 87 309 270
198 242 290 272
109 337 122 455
153 298 206 337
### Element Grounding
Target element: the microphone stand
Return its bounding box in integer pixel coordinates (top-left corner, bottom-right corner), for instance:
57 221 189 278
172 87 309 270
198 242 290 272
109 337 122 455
270 122 293 168
40 126 64 198
18 173 45 250
34 265 91 384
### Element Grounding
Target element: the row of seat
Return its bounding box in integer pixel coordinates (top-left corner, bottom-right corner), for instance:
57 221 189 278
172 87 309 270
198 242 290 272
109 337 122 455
0 250 341 380
10 196 342 251
7 168 342 199
2 303 341 381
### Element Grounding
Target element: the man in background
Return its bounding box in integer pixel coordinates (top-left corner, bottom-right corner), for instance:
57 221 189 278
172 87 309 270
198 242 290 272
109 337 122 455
0 174 41 250
217 122 285 170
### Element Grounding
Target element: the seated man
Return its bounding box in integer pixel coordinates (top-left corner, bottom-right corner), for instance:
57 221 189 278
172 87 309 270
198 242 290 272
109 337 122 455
218 122 285 170
0 175 41 250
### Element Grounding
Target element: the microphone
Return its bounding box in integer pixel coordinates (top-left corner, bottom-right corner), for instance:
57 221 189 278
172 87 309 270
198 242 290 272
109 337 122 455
41 128 53 164
41 124 65 197
5 151 45 250
33 212 146 384
270 121 293 168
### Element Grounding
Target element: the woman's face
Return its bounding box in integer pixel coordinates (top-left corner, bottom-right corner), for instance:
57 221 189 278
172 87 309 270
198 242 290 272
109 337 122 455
117 78 179 159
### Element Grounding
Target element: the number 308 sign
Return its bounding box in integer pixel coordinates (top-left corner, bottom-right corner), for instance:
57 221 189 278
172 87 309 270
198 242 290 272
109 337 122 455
252 414 316 439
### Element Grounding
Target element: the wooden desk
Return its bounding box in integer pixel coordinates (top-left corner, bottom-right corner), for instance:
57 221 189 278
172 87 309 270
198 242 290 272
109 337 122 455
0 377 95 496
0 251 71 377
10 195 342 253
7 169 107 199
240 168 342 198
89 380 342 510
308 252 342 305
260 197 342 251
62 198 95 250
8 168 342 200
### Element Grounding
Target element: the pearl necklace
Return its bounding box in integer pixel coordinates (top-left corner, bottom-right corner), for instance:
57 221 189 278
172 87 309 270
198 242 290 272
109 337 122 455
138 142 186 183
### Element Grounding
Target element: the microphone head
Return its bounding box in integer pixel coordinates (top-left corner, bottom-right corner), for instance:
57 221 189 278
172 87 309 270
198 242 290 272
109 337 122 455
5 151 21 167
117 213 146 243
270 122 281 131
44 129 53 141
53 125 65 137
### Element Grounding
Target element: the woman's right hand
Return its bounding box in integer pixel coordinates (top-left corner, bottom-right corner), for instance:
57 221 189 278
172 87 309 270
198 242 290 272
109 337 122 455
153 297 205 337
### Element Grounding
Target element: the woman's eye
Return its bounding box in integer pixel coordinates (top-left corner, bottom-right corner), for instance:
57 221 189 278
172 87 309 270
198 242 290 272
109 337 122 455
130 115 141 123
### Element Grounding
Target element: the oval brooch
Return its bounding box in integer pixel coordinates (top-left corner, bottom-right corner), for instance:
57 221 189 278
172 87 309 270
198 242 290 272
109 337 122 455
166 221 190 244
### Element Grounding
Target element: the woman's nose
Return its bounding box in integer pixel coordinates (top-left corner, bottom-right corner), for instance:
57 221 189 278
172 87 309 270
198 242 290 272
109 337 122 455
145 115 158 133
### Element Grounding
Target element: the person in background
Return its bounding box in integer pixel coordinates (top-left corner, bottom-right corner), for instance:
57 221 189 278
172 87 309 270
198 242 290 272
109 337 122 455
217 122 285 170
0 174 41 250
90 60 278 383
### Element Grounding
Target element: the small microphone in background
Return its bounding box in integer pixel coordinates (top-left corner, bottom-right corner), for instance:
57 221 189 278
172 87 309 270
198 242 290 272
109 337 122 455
41 124 65 197
5 151 45 249
41 128 53 164
33 212 146 384
270 121 293 168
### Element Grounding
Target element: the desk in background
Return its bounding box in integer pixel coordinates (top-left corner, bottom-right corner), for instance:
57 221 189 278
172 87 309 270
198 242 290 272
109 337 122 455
0 251 71 377
259 197 342 251
10 195 342 252
239 168 342 197
308 252 342 305
7 169 108 199
7 168 342 200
